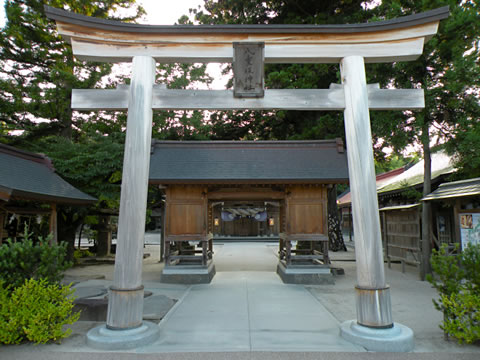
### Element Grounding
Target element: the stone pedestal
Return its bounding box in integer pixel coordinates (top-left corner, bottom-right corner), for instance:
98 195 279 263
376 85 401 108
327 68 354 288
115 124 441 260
340 320 414 352
87 322 160 350
276 262 334 285
160 262 216 284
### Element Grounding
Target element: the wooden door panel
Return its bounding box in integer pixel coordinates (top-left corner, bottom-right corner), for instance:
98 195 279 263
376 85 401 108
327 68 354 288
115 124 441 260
289 204 324 234
169 204 204 235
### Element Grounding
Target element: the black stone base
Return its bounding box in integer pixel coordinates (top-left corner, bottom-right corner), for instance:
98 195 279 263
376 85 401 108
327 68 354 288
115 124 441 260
276 261 335 285
160 262 216 284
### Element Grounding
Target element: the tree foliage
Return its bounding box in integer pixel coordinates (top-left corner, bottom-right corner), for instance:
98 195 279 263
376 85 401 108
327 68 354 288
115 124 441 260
189 0 380 143
0 1 146 257
368 0 480 178
189 0 479 178
30 134 125 207
0 0 145 141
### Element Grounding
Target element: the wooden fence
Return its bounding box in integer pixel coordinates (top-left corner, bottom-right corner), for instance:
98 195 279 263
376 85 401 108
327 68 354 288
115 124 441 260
380 204 422 273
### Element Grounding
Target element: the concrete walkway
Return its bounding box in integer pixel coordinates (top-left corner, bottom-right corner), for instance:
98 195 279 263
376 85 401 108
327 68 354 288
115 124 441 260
1 240 480 359
145 271 362 353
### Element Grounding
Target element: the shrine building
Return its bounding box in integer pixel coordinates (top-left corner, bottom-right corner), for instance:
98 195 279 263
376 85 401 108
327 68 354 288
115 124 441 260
149 139 348 283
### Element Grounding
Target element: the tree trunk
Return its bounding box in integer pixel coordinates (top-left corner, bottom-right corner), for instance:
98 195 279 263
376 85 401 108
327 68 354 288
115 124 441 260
421 123 432 280
328 185 347 252
57 208 84 262
78 223 84 249
59 102 73 140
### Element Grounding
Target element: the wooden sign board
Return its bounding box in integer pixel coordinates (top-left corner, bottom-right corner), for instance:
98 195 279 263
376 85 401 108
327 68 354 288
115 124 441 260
233 42 265 98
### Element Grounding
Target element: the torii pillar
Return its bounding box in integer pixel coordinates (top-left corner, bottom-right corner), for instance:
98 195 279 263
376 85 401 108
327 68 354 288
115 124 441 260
86 56 161 348
45 5 449 352
339 55 411 350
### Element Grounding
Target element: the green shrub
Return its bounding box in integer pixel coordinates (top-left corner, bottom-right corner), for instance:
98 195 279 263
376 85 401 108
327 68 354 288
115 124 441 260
441 290 480 344
0 281 19 344
0 227 72 289
0 278 80 344
428 243 480 344
73 248 94 259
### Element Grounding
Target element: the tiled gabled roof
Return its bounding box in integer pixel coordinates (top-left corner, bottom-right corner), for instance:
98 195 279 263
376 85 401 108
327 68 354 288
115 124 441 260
422 177 480 201
377 151 455 194
0 144 96 204
149 140 348 184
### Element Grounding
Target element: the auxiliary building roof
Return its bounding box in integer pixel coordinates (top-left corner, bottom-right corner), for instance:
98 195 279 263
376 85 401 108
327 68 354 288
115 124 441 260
149 140 348 185
422 177 480 202
0 144 96 204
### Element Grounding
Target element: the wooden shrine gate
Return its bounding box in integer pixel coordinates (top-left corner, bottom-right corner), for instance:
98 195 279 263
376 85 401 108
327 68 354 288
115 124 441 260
46 5 449 351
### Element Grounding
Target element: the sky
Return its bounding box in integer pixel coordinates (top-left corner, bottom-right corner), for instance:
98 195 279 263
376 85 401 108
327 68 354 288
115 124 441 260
0 0 205 28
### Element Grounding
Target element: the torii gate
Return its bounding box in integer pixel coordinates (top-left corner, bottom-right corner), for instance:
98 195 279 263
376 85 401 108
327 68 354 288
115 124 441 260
46 6 448 352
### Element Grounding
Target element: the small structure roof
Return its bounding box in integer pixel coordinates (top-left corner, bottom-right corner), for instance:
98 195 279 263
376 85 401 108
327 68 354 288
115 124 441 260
379 204 420 211
0 144 96 204
422 177 480 202
377 151 455 194
149 140 348 184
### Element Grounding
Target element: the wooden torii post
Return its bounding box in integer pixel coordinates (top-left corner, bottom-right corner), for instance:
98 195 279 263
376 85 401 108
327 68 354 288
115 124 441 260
46 6 448 351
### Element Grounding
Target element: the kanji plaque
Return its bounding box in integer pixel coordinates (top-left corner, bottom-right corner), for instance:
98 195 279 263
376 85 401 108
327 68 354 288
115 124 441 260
233 42 265 98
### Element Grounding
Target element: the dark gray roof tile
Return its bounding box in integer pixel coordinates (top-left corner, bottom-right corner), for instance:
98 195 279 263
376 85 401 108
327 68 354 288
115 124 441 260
0 144 96 204
149 140 348 184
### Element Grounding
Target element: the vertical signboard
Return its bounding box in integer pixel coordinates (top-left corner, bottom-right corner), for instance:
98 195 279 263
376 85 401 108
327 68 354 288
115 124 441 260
460 212 480 249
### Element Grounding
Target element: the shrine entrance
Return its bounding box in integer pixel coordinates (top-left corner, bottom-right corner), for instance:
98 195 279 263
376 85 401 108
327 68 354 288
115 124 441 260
46 5 448 352
212 200 279 238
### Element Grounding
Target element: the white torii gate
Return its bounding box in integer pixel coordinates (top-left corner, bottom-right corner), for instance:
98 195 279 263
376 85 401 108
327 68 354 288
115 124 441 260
46 5 449 352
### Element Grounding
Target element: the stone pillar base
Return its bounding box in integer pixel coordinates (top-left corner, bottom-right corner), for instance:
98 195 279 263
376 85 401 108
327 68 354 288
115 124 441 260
340 320 414 352
86 321 160 350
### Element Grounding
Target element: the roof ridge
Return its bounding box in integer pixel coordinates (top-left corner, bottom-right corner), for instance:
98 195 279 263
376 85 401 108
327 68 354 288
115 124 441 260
438 177 480 187
0 143 55 171
151 139 345 154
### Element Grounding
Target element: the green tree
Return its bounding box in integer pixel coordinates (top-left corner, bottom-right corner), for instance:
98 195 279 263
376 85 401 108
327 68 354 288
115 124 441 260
0 0 145 142
191 0 379 143
0 1 144 258
368 0 480 277
153 62 213 140
187 1 479 261
25 134 125 258
189 1 478 172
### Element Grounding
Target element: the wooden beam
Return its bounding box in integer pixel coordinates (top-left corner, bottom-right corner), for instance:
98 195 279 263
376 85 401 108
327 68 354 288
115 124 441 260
0 185 12 202
44 6 449 64
72 87 424 111
368 88 424 110
0 211 5 245
207 190 285 200
70 38 426 64
49 203 58 245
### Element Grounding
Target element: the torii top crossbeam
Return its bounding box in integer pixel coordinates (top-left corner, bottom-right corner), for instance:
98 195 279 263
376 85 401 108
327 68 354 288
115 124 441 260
45 6 448 63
